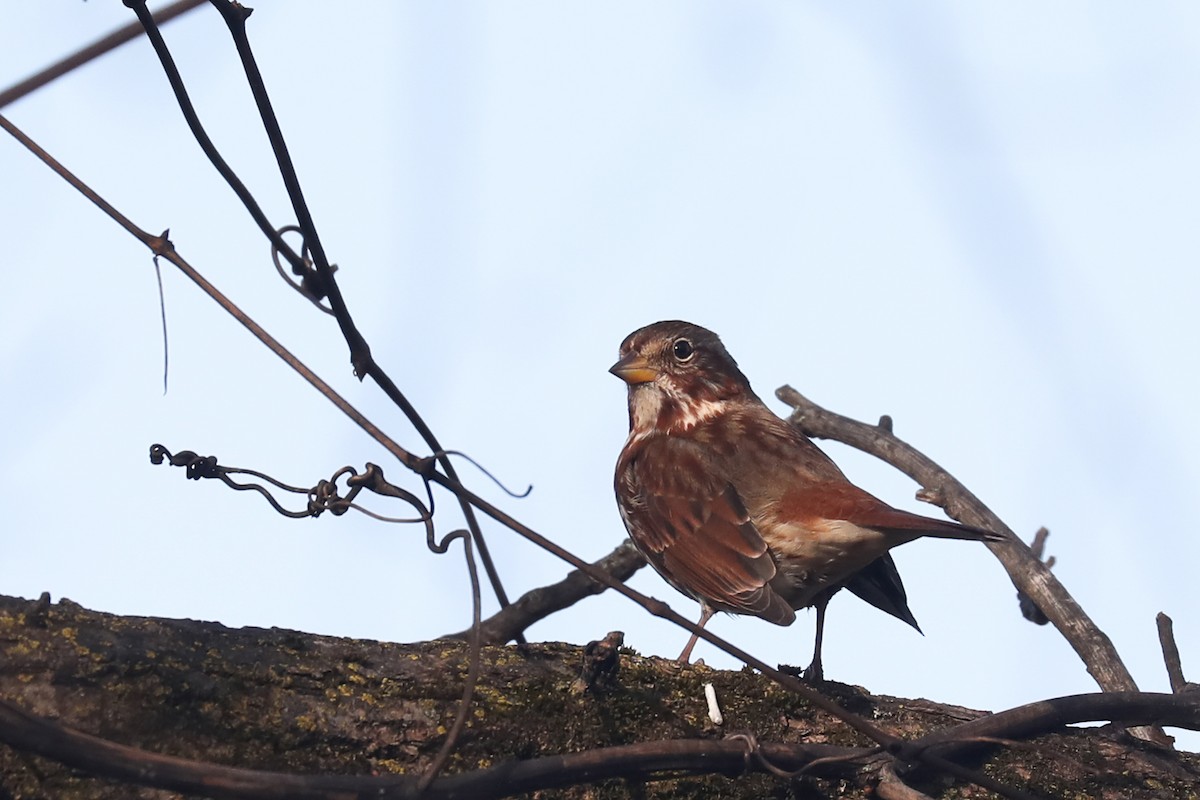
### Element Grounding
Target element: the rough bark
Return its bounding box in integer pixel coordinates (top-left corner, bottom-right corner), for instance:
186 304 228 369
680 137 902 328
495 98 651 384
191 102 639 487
1 593 1196 799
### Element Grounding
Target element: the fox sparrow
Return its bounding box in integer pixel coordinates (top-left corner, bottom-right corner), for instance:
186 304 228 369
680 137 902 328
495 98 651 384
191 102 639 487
611 320 1001 678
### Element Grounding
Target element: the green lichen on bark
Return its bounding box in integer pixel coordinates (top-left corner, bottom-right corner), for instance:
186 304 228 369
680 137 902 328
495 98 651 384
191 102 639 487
1 594 1197 799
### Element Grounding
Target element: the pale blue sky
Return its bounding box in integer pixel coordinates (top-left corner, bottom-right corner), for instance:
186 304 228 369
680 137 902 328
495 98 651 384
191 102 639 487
2 3 1198 750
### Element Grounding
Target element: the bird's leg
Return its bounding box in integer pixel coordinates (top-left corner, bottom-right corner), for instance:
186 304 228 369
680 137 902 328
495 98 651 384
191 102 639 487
676 604 715 663
803 595 829 682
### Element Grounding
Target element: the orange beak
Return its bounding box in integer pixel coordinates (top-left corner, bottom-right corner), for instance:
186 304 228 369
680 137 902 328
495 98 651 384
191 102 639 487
609 353 658 385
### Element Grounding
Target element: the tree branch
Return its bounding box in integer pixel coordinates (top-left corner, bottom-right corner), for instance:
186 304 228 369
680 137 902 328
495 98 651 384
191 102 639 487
450 541 647 644
776 388 1144 699
0 0 205 110
1157 612 1198 695
2 593 1198 799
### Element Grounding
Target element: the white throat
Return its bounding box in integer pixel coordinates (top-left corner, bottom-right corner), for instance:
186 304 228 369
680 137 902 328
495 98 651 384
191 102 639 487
628 380 726 439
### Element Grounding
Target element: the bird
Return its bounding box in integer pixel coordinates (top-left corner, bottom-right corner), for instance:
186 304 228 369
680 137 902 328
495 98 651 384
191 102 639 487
610 320 1002 679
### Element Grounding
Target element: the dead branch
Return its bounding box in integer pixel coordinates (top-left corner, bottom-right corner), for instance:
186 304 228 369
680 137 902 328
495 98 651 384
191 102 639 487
1157 612 1198 695
452 541 647 644
776 385 1160 744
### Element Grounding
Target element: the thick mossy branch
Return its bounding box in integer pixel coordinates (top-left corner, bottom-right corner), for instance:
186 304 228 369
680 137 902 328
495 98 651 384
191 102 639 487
0 594 1197 799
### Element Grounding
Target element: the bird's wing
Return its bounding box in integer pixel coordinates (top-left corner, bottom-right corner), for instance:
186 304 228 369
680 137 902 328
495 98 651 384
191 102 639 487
620 439 795 625
784 481 1000 542
749 409 1001 542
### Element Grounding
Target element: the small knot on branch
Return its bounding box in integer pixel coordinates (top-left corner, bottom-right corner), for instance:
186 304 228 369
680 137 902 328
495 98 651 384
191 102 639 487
915 486 946 507
570 631 624 695
413 454 439 478
147 228 173 257
24 593 52 630
877 414 894 433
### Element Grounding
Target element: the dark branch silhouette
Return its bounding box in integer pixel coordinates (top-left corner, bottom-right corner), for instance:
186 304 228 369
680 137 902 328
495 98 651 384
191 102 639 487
455 542 647 645
776 384 1166 744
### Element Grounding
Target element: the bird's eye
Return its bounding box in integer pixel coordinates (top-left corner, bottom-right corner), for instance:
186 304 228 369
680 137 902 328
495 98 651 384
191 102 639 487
672 338 695 362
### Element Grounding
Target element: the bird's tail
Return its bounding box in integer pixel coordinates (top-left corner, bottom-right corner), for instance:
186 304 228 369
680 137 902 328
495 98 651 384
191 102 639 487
878 512 1005 543
843 553 923 633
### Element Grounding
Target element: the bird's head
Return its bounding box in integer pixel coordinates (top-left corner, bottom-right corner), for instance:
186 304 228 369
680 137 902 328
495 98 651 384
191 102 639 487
610 320 756 436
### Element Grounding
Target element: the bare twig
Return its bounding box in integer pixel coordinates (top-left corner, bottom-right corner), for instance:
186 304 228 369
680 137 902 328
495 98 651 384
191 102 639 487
452 541 647 644
908 691 1200 757
210 0 518 623
421 527 482 791
0 115 428 474
776 385 1166 744
0 0 205 110
119 0 309 277
1157 613 1197 695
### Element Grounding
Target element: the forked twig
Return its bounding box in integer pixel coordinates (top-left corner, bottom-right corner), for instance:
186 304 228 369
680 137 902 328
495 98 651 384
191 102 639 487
454 541 647 644
776 385 1166 745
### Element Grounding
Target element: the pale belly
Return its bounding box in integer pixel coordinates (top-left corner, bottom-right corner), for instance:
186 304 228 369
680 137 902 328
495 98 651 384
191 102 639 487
759 519 901 610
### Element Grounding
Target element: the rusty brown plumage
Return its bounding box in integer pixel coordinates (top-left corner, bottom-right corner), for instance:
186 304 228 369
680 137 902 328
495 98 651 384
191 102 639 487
611 320 1001 677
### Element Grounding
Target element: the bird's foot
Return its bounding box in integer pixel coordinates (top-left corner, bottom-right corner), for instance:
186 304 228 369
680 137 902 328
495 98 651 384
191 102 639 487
777 662 824 683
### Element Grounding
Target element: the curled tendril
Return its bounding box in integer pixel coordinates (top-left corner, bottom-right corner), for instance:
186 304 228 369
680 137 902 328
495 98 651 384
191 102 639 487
270 224 336 315
419 449 533 499
148 443 479 789
148 446 433 524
